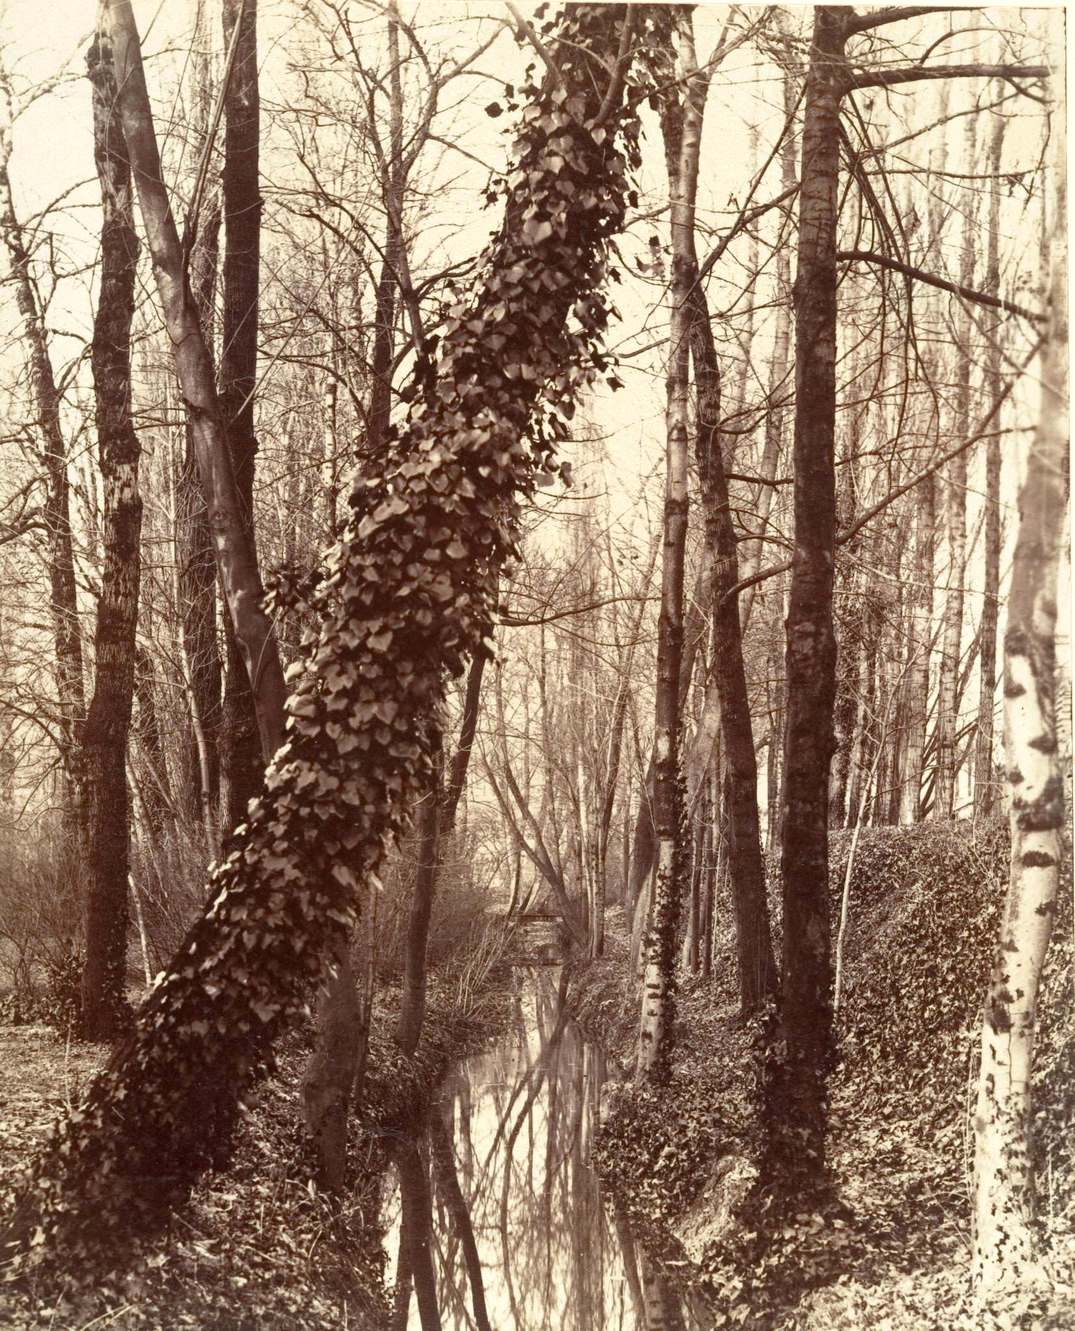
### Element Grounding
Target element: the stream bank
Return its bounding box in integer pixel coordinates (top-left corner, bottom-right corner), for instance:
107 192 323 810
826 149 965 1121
564 825 1075 1331
0 960 518 1331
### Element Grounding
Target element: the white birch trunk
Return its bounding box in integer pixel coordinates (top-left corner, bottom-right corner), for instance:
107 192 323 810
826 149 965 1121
972 85 1067 1298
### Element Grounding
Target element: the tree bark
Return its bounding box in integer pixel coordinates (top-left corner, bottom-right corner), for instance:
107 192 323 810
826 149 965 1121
178 25 223 830
933 114 978 818
900 468 936 824
219 0 274 828
773 4 845 1185
301 933 362 1194
0 112 85 840
973 119 1066 1295
973 106 1007 820
79 32 143 1041
690 276 777 1013
395 746 443 1055
636 12 699 1083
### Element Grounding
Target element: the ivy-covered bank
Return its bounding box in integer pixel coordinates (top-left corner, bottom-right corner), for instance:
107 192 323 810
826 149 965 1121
569 822 1074 1331
0 969 514 1331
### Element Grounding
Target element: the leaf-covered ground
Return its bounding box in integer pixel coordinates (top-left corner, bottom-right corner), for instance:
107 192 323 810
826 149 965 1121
0 976 512 1330
572 821 1075 1331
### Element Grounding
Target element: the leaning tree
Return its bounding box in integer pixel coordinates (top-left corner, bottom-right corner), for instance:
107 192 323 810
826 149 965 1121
2 0 653 1275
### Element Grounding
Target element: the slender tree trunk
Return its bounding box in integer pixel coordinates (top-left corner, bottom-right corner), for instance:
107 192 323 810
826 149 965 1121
219 0 272 827
0 119 85 841
625 547 712 916
79 33 143 1041
738 63 796 632
396 747 443 1055
933 115 977 818
974 107 1007 820
176 0 222 826
773 4 845 1185
636 13 699 1082
765 582 784 852
691 285 776 1012
973 124 1066 1295
900 468 936 824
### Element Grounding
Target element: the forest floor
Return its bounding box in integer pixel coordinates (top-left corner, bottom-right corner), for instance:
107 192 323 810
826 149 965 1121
0 965 517 1331
571 821 1075 1331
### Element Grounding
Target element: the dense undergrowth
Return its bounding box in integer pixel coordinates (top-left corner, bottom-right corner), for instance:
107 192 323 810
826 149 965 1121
0 964 514 1330
572 820 1074 1331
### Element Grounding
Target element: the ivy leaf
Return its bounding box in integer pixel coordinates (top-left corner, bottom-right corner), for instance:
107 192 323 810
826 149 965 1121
485 101 503 118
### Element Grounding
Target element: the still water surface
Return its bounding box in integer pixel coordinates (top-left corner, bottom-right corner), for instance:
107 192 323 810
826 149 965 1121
382 968 711 1330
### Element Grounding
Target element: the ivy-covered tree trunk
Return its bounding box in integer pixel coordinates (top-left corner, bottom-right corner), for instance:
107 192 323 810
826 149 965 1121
636 9 699 1083
773 3 845 1185
79 33 143 1042
973 129 1066 1300
219 0 272 829
2 0 640 1272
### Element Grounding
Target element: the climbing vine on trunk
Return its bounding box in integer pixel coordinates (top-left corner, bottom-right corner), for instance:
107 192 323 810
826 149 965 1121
1 1 645 1275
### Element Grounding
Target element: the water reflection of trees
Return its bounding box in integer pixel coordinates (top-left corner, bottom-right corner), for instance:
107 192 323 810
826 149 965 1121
385 971 708 1330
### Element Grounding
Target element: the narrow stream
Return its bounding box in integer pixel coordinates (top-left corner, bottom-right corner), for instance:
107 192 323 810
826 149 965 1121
382 966 711 1330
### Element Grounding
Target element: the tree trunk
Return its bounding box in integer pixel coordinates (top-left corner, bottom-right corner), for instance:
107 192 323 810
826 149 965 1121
395 747 443 1055
79 33 144 1042
103 0 285 787
973 128 1066 1295
765 582 784 852
773 4 845 1186
219 0 273 828
900 468 936 824
636 12 699 1083
178 79 222 830
301 934 362 1193
0 112 85 840
690 278 777 1012
933 114 978 818
176 0 222 828
624 551 710 916
973 106 1007 820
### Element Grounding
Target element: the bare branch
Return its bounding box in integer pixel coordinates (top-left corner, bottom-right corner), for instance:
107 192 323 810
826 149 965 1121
837 249 1045 323
849 63 1049 92
845 7 974 36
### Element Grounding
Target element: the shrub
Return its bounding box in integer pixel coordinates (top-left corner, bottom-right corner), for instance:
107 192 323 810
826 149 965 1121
39 947 85 1038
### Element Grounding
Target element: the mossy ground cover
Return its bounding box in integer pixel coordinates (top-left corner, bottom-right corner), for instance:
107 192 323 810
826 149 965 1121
0 969 515 1330
572 823 1074 1331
